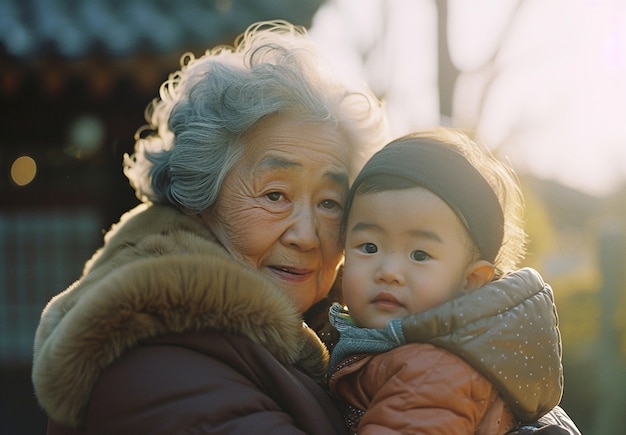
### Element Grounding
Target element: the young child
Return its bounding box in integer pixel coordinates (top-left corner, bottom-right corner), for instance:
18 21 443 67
328 129 565 434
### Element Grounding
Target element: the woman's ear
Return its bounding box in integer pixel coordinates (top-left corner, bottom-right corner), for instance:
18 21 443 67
464 260 495 291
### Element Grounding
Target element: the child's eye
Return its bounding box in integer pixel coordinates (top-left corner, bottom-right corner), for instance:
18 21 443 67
410 250 430 261
358 243 378 254
266 191 284 201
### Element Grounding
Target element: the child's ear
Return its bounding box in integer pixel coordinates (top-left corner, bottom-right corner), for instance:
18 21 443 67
464 260 495 291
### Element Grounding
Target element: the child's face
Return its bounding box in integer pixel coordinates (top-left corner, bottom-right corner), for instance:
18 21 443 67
343 187 482 329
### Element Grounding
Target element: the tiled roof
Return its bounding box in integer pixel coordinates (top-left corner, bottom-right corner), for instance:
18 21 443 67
0 0 324 59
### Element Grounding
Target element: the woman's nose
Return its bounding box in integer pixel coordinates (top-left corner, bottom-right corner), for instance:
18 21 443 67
374 254 405 285
282 206 319 251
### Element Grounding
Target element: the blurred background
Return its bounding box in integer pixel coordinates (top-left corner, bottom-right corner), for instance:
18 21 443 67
1 0 624 433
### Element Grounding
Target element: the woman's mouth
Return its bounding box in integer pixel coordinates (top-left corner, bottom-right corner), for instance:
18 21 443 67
268 266 313 283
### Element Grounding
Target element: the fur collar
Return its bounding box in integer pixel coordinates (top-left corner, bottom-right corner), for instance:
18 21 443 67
32 204 328 427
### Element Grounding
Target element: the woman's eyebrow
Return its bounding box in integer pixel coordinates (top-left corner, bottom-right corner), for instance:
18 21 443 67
259 156 349 188
328 171 349 190
259 156 299 170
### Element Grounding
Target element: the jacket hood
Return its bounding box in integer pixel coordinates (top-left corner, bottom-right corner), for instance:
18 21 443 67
401 267 564 422
32 204 327 427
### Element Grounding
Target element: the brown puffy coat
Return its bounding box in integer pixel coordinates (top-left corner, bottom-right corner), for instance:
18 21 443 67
32 203 345 434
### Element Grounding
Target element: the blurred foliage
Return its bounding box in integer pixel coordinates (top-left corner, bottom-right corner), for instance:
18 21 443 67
521 181 626 433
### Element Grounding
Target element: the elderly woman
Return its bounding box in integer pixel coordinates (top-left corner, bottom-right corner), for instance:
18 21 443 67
32 20 578 435
33 20 388 434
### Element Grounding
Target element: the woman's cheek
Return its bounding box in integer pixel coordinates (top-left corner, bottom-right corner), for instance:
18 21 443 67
224 209 279 256
319 215 343 247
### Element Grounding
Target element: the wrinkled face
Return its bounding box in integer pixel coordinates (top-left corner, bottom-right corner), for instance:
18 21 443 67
201 114 353 313
343 187 477 329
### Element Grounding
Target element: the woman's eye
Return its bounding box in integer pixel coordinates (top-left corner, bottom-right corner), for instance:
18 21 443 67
320 199 341 210
266 191 283 201
359 243 378 254
410 250 430 261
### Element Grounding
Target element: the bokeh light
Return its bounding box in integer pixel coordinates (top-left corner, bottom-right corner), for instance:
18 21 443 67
64 115 105 159
10 155 37 186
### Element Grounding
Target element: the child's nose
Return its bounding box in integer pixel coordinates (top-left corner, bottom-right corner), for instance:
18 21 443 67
374 253 405 285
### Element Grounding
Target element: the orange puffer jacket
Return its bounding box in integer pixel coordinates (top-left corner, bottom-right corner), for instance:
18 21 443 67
330 343 515 434
329 268 567 434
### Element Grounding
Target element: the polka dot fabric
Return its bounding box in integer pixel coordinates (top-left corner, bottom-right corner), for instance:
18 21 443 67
400 267 563 422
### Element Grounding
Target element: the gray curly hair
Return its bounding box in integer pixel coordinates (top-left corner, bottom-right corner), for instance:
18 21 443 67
124 20 389 215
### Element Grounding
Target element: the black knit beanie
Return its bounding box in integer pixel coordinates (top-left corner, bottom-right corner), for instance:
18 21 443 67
344 136 504 262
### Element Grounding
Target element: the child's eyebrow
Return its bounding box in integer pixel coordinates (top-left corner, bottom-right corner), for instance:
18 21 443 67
406 229 443 243
349 223 443 243
349 221 380 233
